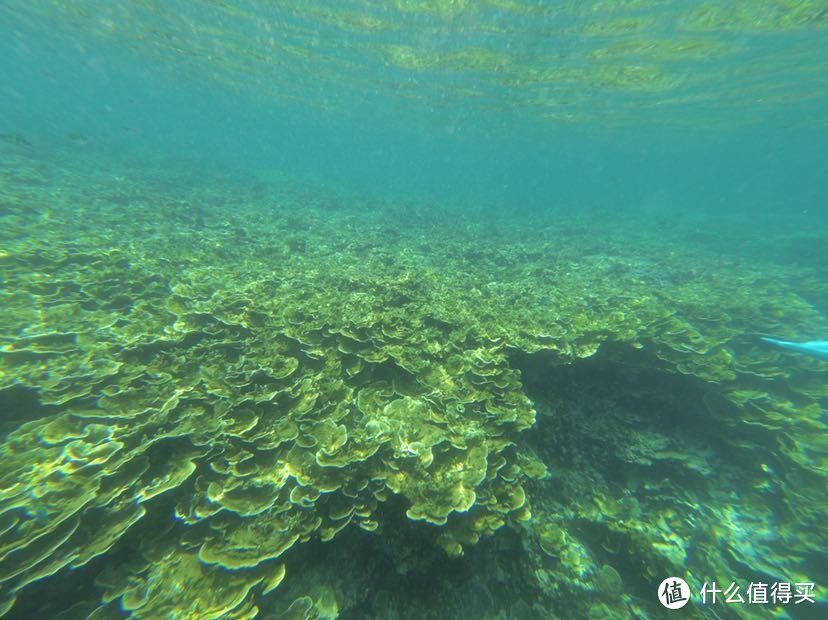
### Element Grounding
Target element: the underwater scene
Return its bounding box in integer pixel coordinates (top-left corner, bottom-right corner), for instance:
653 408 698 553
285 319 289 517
1 1 827 619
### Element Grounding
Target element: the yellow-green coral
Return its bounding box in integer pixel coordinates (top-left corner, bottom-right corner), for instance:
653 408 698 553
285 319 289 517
1 150 826 617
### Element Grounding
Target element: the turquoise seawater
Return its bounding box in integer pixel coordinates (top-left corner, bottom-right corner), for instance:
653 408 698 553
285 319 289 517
0 2 826 619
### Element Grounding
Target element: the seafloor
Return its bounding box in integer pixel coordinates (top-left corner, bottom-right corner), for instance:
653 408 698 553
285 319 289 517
1 144 826 620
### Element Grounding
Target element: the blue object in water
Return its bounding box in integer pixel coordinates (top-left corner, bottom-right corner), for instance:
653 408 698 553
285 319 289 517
761 337 828 361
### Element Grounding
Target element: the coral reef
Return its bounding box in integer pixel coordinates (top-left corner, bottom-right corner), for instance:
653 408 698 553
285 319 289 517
1 151 826 617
